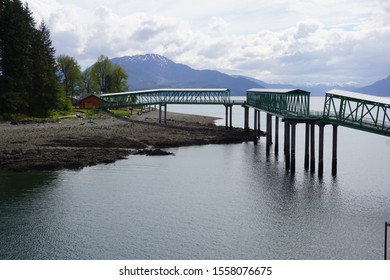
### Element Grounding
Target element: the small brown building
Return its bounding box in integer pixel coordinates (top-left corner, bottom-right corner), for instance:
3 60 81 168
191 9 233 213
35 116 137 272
78 94 104 109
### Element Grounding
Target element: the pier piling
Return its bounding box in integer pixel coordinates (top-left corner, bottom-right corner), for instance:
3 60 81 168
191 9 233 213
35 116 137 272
275 117 279 155
304 123 310 170
332 125 338 176
291 122 296 173
318 123 325 177
310 123 316 173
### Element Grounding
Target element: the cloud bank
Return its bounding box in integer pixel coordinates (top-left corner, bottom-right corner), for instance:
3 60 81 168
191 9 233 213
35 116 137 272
29 0 390 86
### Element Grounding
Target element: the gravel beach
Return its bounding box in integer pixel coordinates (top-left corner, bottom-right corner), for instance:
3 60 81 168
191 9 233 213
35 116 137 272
0 110 256 171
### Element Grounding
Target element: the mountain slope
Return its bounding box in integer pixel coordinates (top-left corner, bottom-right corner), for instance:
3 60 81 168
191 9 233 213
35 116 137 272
358 76 390 96
111 54 389 97
111 54 262 96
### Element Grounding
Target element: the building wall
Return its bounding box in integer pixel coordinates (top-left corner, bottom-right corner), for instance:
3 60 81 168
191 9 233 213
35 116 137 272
78 96 103 109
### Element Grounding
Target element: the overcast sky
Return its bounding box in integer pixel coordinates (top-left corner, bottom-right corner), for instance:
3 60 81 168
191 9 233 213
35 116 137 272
29 0 390 86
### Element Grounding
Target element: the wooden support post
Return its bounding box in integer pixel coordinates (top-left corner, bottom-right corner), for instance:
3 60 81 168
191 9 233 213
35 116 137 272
291 122 296 173
310 123 316 173
332 125 338 176
318 124 325 177
304 123 310 170
285 121 290 170
275 116 279 155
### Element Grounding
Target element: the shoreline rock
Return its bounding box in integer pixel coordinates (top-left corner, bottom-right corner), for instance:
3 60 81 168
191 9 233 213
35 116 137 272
0 111 259 172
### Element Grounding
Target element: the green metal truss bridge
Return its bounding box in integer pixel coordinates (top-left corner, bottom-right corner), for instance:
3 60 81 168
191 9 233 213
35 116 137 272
99 87 389 137
98 87 389 176
246 88 390 137
100 88 237 108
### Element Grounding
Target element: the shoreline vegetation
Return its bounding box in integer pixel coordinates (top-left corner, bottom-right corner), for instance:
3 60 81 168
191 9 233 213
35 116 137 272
0 109 258 172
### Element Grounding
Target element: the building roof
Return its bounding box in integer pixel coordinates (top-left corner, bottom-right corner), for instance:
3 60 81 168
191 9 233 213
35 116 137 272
327 89 390 106
101 88 230 97
78 93 104 102
247 88 310 95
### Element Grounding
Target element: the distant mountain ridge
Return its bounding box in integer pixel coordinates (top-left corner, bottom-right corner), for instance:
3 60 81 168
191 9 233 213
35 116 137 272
111 54 262 96
358 75 390 96
111 54 389 97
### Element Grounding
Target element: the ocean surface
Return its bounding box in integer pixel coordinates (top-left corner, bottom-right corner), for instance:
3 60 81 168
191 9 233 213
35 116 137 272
0 97 389 260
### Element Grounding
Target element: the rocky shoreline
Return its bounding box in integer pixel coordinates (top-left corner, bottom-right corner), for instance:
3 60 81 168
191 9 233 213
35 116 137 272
0 110 257 172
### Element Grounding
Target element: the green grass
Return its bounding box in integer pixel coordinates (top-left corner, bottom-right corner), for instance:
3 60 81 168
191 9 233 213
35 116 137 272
108 109 134 118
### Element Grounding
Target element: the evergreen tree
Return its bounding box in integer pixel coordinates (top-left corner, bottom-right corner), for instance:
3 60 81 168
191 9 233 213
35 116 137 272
0 0 64 117
0 0 35 114
29 21 60 116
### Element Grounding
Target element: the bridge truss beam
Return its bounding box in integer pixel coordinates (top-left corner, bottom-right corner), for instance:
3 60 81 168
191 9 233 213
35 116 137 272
246 89 310 117
323 89 390 137
100 88 231 109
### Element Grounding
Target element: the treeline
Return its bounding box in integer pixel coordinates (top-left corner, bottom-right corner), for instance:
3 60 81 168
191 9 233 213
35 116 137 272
0 0 128 118
58 54 129 97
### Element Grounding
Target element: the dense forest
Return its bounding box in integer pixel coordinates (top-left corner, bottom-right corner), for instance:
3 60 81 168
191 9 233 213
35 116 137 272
0 0 128 119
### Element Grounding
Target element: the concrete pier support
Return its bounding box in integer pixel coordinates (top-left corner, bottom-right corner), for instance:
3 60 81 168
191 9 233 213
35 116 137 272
318 123 325 178
310 123 316 173
304 123 310 170
291 122 296 173
159 104 167 124
332 125 338 176
225 105 233 130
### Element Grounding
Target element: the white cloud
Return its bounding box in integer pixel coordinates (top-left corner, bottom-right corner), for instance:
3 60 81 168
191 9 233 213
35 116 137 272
28 0 390 86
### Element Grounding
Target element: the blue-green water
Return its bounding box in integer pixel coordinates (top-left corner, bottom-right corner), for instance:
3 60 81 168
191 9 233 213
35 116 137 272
1 98 389 259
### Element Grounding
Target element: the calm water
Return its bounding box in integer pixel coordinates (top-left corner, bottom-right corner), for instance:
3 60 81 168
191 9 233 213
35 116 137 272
0 97 389 260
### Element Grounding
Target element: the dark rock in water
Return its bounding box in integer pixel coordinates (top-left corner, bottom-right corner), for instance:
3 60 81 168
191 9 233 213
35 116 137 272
135 148 174 156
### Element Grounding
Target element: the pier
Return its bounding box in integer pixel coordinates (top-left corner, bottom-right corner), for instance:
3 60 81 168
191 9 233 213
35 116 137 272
245 88 390 177
100 87 390 177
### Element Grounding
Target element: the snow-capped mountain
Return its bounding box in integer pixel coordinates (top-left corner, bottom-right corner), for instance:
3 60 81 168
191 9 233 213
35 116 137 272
110 54 262 96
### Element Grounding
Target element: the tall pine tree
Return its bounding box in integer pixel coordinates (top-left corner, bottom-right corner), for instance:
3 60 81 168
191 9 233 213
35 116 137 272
29 21 60 116
0 0 63 117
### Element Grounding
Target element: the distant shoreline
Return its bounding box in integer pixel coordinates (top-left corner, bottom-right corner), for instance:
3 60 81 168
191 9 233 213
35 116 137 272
0 110 256 172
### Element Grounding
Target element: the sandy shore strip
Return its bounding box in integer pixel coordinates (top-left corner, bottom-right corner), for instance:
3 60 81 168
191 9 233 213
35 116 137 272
0 110 257 172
